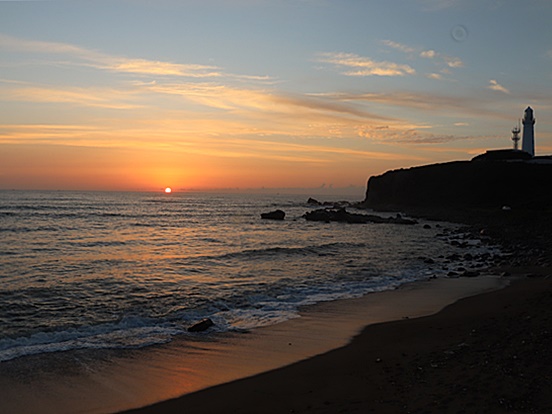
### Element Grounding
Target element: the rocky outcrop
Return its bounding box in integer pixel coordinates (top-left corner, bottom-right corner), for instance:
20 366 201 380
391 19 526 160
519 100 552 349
261 210 285 220
364 160 552 211
304 208 417 225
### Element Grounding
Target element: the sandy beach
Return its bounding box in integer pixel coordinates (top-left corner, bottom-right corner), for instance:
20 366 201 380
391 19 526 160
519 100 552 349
122 272 552 414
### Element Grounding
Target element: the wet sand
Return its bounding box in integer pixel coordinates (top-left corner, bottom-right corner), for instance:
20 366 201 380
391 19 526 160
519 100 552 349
122 273 552 414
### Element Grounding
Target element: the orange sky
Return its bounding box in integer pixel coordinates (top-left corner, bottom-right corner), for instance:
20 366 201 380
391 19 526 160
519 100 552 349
2 1 551 193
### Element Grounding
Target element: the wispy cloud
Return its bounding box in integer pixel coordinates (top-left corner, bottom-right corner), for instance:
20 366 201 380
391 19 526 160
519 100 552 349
381 39 464 77
381 40 416 54
0 33 268 81
2 85 144 109
309 90 513 121
444 56 464 68
420 50 437 59
426 73 443 80
487 79 510 94
357 125 463 144
317 52 416 77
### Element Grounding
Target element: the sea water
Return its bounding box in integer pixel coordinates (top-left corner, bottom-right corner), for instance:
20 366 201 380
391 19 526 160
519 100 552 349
0 190 496 364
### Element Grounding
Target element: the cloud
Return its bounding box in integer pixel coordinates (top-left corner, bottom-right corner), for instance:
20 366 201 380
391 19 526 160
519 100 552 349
420 50 437 59
380 40 464 77
317 52 416 77
0 33 90 56
487 79 510 94
357 125 463 144
426 73 443 80
108 59 222 78
310 90 513 121
0 33 269 81
381 40 416 54
2 85 144 109
444 56 464 68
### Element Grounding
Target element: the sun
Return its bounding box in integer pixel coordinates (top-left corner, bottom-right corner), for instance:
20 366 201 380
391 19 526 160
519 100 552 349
164 187 172 194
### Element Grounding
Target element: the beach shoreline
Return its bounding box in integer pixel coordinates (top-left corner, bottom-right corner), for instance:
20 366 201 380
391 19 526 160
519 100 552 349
2 200 550 414
117 206 552 414
0 275 508 414
121 272 551 414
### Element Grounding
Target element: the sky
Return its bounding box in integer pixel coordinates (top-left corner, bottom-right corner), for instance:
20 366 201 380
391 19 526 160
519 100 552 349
1 0 551 194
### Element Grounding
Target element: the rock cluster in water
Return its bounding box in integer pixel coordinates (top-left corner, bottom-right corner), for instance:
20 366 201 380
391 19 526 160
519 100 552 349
261 198 417 225
304 208 417 225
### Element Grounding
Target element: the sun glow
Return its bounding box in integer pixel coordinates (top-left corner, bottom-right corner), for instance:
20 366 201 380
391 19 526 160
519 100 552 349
164 187 172 194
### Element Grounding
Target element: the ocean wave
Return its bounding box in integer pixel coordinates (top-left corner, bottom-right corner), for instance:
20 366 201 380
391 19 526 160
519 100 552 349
201 241 369 262
0 316 183 363
0 270 426 362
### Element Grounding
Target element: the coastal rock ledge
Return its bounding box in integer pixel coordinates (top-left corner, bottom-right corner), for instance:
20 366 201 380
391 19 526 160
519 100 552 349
364 160 552 212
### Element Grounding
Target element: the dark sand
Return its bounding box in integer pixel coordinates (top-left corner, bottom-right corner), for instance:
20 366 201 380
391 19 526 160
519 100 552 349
121 206 552 414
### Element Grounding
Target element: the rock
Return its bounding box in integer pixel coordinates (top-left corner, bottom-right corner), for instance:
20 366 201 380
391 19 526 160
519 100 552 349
261 210 285 220
462 270 480 277
423 224 432 229
303 208 417 225
188 318 214 333
307 197 321 205
303 209 332 222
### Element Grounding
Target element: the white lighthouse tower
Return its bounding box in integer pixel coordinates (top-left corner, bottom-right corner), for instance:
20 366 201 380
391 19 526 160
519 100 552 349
521 106 535 156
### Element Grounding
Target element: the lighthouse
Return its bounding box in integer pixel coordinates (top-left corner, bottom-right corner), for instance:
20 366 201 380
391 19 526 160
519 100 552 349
521 106 535 156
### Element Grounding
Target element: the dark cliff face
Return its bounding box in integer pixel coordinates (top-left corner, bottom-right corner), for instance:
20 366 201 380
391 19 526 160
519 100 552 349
364 160 552 211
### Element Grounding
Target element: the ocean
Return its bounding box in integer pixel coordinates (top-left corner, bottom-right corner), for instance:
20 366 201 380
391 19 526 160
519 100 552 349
0 190 497 372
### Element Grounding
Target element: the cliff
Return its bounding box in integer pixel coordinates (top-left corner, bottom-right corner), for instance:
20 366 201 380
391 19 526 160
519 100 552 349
364 160 552 212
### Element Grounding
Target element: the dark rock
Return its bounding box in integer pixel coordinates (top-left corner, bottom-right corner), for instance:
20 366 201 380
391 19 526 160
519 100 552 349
423 224 432 229
462 270 480 277
424 258 435 264
307 197 321 206
188 318 214 333
303 209 332 222
261 210 285 220
303 208 417 225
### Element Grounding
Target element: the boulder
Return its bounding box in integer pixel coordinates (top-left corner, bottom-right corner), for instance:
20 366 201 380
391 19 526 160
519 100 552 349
188 318 214 333
307 197 322 205
261 210 285 220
